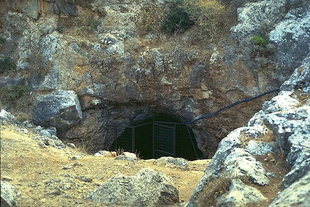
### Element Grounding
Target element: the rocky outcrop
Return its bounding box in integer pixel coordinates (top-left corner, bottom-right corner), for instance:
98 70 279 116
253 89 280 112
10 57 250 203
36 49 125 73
232 0 310 70
1 181 19 207
86 168 179 207
32 90 82 135
187 56 310 206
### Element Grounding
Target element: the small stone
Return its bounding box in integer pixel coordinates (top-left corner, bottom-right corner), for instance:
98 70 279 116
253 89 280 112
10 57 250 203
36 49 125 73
67 143 76 148
38 142 47 148
76 176 92 183
155 157 189 170
115 152 137 161
70 156 80 160
62 165 73 170
94 150 110 157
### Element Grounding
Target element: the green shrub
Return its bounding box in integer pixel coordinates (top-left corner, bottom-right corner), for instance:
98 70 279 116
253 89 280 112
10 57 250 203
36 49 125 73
86 16 101 30
0 37 6 44
251 35 268 46
0 57 16 74
56 26 65 33
0 85 30 106
161 6 194 34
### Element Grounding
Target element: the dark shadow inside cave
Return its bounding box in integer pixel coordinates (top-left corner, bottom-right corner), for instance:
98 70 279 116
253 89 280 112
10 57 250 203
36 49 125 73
109 113 202 160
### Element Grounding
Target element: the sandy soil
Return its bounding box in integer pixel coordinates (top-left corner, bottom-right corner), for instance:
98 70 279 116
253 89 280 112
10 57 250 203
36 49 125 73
0 125 210 207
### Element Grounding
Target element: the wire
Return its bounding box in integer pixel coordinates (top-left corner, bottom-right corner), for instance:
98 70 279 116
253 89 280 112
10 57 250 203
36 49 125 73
190 88 280 124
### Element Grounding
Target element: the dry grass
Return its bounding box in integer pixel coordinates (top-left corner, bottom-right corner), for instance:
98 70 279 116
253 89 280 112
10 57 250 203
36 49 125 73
0 125 210 206
253 152 290 205
196 175 231 206
138 3 164 35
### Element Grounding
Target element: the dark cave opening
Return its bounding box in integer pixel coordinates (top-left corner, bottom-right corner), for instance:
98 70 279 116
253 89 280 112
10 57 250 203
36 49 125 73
110 114 202 160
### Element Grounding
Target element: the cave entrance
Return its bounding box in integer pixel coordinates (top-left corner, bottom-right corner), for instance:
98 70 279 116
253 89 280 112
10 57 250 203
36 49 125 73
110 114 202 160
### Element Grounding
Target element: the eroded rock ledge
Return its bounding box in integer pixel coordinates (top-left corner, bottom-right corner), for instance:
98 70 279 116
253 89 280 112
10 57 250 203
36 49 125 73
187 57 310 206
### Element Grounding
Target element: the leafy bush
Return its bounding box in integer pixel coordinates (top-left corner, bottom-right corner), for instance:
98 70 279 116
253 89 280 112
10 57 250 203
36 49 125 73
251 35 268 46
0 37 6 44
0 85 30 106
139 3 164 34
86 16 101 30
161 6 194 34
56 26 65 33
0 57 16 74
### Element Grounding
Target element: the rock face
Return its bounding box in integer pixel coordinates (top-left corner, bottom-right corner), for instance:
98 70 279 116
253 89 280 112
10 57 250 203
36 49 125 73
187 56 310 206
86 168 179 207
0 0 309 157
32 90 82 135
1 181 19 207
232 0 310 70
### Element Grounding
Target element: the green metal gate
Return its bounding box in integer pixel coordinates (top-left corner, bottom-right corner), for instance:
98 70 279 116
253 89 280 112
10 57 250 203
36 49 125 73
153 123 175 158
111 121 201 160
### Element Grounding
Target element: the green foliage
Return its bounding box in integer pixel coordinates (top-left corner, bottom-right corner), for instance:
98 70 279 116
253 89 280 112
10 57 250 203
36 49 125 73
0 57 16 74
161 6 194 34
56 26 65 33
251 35 268 46
86 16 101 30
0 85 30 106
0 37 6 44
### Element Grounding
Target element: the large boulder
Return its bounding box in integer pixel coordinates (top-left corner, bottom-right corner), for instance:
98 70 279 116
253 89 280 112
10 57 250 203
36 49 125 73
86 168 179 207
269 4 310 70
1 181 19 207
230 0 287 39
32 90 82 135
216 179 266 207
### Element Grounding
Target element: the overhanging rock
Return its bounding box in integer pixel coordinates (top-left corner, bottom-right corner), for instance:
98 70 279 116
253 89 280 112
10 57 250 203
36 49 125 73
32 90 82 136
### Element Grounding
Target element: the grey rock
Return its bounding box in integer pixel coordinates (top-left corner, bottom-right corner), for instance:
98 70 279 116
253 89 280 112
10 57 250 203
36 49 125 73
155 157 189 170
223 148 270 185
52 2 78 16
217 179 266 207
0 76 25 88
263 106 310 155
281 57 310 93
66 143 76 148
75 176 92 183
269 7 310 70
1 181 19 207
45 127 57 136
269 172 310 207
94 150 111 157
86 168 179 207
32 90 82 135
0 110 15 124
231 0 287 39
205 128 243 175
282 158 310 189
246 140 277 156
115 152 137 161
39 129 52 138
